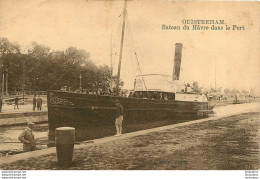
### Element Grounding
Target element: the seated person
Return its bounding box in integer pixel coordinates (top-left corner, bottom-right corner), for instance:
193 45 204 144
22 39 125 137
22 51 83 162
163 94 168 100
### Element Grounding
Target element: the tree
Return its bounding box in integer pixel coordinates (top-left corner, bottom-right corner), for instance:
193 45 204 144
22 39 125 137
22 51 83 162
0 38 20 55
224 88 230 94
0 38 125 92
27 42 50 60
191 81 203 93
0 38 21 92
65 47 90 66
241 89 249 94
192 81 199 92
216 87 222 93
210 88 216 93
2 53 25 91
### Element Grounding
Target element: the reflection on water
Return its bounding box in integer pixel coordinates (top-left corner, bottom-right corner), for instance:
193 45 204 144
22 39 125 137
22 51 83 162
0 123 48 156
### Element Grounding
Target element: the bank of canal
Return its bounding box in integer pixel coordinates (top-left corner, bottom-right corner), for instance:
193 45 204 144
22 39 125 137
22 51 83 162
0 112 259 170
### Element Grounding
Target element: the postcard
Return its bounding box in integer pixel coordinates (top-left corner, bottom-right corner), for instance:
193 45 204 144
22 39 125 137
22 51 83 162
0 0 259 178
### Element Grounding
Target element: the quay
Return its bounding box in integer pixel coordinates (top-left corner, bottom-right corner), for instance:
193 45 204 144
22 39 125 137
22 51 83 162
0 103 48 126
0 102 259 170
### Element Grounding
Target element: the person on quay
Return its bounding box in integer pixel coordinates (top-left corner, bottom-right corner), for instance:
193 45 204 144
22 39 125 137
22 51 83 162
18 122 37 152
114 99 124 136
36 95 43 111
14 96 19 109
33 95 37 111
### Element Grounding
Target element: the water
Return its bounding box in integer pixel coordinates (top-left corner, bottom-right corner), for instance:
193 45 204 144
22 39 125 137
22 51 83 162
213 102 260 117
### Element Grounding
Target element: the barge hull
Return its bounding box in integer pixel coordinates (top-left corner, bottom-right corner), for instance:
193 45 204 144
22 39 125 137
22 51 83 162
47 91 209 143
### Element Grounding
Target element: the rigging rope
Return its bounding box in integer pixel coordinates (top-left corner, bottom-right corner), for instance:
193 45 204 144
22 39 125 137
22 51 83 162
125 23 144 91
111 13 124 77
125 12 150 98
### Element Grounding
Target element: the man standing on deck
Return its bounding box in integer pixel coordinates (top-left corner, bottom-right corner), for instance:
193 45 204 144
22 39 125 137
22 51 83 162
114 99 124 136
18 122 37 152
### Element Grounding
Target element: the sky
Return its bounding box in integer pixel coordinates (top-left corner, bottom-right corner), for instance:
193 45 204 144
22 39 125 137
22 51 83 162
0 0 259 92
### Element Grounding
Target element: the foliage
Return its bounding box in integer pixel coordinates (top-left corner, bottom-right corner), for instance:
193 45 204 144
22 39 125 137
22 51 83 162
0 38 123 92
191 81 203 93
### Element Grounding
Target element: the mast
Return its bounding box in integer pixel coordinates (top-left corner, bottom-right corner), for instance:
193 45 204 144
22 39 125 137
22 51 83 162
215 62 216 91
110 34 113 90
172 43 183 80
116 0 127 95
1 74 4 100
22 60 25 100
5 70 8 95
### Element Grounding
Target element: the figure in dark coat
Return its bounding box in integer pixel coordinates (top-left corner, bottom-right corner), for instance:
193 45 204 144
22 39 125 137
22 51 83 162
33 95 37 111
18 122 37 152
0 97 2 113
36 96 43 111
14 96 19 109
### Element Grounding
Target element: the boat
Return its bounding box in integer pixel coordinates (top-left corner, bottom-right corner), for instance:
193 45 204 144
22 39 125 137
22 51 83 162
47 1 214 145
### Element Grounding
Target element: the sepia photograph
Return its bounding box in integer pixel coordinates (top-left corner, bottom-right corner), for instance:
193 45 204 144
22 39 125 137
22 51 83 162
0 0 259 178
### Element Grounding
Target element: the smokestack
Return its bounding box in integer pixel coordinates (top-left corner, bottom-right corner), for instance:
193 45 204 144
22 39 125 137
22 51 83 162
172 43 183 80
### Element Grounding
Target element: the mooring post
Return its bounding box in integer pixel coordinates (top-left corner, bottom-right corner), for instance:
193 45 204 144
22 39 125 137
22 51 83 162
55 127 75 167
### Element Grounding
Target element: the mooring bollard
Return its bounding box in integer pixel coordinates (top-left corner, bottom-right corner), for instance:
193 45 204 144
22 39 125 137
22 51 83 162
55 127 75 167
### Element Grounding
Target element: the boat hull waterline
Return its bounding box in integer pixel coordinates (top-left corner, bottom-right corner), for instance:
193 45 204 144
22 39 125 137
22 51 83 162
47 91 210 144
